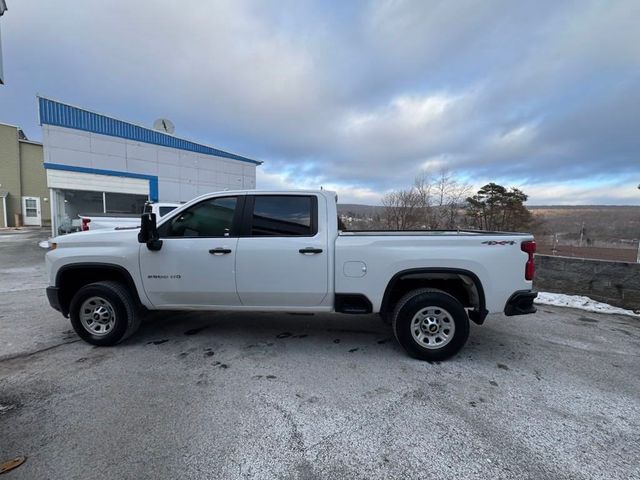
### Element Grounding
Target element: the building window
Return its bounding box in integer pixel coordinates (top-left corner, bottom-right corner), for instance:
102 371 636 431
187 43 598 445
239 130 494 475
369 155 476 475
24 199 38 218
53 189 149 235
104 192 148 215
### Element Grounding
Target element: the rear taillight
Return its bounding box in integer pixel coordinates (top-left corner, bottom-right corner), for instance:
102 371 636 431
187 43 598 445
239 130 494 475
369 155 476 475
521 240 536 280
81 218 91 231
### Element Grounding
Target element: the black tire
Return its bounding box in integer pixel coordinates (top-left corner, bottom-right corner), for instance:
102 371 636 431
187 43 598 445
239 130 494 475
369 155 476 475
392 288 469 361
69 281 140 346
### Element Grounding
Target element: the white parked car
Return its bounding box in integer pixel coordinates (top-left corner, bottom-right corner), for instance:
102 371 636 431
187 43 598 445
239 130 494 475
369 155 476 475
45 190 537 361
79 202 180 231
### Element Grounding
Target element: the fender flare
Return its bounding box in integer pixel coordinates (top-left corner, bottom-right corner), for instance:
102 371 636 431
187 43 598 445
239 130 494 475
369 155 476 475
55 262 146 315
380 267 488 324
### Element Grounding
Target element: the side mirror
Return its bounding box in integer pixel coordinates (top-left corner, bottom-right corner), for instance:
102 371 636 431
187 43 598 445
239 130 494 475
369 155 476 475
138 213 163 251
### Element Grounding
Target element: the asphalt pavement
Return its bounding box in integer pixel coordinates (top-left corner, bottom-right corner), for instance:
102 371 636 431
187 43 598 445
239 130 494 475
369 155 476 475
0 228 639 479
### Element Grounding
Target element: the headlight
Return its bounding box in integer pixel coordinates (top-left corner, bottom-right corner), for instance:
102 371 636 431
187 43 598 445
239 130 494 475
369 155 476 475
39 240 57 250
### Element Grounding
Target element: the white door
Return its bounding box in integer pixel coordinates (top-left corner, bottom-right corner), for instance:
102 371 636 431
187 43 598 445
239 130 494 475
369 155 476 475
236 195 329 307
139 196 242 307
22 197 41 226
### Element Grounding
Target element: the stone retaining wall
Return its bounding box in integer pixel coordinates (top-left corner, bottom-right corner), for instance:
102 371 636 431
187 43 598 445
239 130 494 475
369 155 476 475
534 254 640 310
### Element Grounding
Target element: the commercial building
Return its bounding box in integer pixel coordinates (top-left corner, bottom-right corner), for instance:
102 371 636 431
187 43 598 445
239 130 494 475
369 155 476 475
37 97 261 235
0 122 49 228
0 98 262 232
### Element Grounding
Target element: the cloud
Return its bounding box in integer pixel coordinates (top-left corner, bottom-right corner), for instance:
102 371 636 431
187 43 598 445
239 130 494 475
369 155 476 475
1 0 638 205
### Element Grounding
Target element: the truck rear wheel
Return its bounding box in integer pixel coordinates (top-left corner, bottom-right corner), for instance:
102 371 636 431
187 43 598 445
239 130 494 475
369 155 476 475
69 281 140 346
392 288 469 361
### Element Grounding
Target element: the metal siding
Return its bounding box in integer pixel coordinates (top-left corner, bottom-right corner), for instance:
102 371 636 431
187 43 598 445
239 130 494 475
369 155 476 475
38 97 260 165
43 162 159 202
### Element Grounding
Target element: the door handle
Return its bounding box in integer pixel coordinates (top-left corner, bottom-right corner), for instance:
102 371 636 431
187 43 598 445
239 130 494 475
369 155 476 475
209 248 232 255
299 247 323 254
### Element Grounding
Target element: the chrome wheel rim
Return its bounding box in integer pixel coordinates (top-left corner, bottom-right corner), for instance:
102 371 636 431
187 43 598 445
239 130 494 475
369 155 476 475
410 306 455 349
79 296 116 336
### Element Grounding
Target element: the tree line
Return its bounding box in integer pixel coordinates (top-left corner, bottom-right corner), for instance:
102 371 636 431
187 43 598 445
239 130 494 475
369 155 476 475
370 172 532 232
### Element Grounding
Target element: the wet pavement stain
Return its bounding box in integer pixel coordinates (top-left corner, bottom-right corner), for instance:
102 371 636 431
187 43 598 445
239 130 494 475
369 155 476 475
327 328 379 335
184 326 208 336
377 338 392 344
578 317 599 323
497 363 510 371
348 348 359 353
276 332 292 339
613 328 633 337
148 339 169 345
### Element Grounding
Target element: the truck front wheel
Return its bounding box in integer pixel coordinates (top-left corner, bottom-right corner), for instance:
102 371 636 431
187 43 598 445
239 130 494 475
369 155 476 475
69 281 141 346
392 288 469 361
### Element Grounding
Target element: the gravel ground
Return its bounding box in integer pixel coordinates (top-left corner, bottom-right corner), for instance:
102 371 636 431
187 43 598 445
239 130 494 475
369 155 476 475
1 228 639 479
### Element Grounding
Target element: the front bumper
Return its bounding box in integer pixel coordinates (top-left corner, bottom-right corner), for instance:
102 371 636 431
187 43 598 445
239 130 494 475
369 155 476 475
46 286 66 316
504 290 537 316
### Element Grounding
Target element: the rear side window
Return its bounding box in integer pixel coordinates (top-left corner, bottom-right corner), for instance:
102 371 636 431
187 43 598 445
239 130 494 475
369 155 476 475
162 197 237 237
250 196 316 236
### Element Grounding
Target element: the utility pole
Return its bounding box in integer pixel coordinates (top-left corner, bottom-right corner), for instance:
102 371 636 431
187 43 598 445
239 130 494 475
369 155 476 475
0 0 7 85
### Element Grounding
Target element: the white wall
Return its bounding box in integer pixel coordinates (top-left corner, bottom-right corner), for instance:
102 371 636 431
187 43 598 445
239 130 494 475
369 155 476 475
42 125 257 202
46 169 149 195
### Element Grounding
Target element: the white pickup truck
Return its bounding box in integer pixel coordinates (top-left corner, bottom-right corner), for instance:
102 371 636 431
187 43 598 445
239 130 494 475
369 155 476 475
79 202 180 231
45 190 537 361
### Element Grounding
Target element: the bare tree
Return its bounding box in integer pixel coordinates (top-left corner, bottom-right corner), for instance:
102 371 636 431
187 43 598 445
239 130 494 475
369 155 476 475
434 170 472 229
413 170 471 229
381 188 422 230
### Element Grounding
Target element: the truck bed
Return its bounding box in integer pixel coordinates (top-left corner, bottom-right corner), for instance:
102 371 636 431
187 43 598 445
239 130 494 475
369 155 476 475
339 229 530 236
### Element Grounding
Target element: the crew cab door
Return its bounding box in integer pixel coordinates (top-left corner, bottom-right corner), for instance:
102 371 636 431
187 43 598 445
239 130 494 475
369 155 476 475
235 194 329 307
139 195 243 307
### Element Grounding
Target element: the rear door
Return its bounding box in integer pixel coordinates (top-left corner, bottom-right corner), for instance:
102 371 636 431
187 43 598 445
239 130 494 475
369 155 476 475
235 194 329 307
22 197 41 226
139 195 243 307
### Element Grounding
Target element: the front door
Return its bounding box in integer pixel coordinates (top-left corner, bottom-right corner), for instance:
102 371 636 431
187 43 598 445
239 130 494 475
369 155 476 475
22 197 41 226
139 195 242 307
235 194 329 307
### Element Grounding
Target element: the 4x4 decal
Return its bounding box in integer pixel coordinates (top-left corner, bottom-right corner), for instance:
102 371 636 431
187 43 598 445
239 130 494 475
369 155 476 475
482 240 516 245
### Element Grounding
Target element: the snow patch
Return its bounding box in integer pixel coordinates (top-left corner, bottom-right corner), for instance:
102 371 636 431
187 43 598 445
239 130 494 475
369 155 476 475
535 292 639 317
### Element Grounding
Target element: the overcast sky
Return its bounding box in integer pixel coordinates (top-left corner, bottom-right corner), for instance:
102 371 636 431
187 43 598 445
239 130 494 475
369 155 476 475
1 0 638 204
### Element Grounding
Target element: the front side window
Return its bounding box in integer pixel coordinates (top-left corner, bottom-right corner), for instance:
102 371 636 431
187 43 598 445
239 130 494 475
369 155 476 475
162 197 237 238
250 196 315 236
159 206 177 217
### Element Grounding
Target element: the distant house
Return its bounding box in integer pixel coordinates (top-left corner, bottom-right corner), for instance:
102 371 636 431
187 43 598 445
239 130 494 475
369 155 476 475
0 122 48 228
